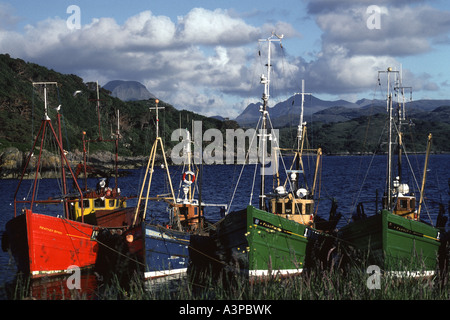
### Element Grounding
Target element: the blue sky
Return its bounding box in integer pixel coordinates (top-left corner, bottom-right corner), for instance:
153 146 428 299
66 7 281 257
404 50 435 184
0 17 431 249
1 0 450 117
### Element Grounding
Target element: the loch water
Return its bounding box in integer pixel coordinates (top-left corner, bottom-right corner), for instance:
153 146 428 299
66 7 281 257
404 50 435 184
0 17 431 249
0 154 449 299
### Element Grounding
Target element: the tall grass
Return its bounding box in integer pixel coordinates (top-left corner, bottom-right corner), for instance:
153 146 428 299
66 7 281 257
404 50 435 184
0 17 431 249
5 252 449 300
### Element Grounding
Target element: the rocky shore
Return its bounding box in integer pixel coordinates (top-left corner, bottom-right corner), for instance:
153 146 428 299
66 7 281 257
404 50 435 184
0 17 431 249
0 147 151 179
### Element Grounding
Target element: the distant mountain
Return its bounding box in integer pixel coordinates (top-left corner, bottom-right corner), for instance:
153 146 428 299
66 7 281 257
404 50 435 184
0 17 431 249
234 102 263 127
104 80 156 101
234 94 450 127
234 95 361 127
211 115 226 121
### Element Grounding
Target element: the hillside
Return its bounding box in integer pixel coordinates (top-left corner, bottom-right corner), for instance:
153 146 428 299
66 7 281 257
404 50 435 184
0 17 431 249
0 53 448 171
234 92 450 154
0 54 238 165
277 112 450 154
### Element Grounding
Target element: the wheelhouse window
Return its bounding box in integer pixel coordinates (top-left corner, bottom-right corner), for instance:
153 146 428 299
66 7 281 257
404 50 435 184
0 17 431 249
305 203 313 215
80 199 90 209
276 202 284 214
293 203 302 214
94 198 105 208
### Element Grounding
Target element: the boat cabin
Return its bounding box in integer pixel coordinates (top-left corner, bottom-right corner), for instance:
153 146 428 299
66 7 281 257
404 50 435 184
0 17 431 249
383 181 418 220
269 194 314 226
393 195 417 220
69 189 127 224
171 202 204 232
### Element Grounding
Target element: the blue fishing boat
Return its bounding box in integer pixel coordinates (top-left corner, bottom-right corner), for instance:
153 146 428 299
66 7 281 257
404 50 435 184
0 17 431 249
143 224 191 279
128 99 225 280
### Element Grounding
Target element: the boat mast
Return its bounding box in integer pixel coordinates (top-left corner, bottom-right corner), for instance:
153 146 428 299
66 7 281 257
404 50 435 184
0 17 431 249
295 80 311 191
298 80 306 151
96 81 102 140
378 67 399 210
35 83 69 213
184 127 194 202
258 33 283 211
417 133 432 218
394 79 412 187
82 81 121 190
133 98 175 225
14 82 85 219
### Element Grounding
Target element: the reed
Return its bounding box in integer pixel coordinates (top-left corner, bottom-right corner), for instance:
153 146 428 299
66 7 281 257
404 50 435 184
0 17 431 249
5 253 449 300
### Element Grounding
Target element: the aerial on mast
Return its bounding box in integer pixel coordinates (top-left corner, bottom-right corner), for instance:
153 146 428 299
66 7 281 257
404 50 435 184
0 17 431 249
257 33 283 211
149 99 163 138
378 67 406 210
295 80 312 148
32 82 58 120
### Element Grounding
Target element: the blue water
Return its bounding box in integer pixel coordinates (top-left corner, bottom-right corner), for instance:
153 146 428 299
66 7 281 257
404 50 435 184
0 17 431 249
1 154 449 297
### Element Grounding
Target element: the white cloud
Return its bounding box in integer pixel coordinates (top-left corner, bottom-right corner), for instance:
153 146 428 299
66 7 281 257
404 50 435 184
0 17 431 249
1 2 449 118
300 1 450 97
0 8 269 117
315 4 450 57
177 8 260 45
123 11 176 48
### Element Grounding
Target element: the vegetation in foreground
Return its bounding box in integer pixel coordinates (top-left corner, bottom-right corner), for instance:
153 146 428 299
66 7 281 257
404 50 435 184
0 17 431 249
4 257 449 301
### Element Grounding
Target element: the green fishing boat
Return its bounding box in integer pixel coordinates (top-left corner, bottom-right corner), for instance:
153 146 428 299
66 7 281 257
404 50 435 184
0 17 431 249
210 204 321 277
338 67 442 276
190 34 339 279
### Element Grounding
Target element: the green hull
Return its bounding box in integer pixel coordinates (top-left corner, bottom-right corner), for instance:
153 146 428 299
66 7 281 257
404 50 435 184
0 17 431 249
246 205 312 276
339 210 441 275
207 205 324 277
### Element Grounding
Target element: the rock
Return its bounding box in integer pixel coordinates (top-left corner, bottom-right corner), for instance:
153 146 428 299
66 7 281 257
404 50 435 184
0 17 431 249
0 147 23 178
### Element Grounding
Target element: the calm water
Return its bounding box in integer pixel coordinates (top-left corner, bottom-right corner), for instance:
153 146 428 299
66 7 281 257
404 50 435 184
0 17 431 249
1 154 449 298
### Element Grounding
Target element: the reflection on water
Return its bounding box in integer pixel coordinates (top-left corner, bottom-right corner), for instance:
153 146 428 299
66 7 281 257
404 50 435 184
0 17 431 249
3 272 100 300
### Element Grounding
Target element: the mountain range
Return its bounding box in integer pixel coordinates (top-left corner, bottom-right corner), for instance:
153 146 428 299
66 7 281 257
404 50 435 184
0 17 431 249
234 95 450 128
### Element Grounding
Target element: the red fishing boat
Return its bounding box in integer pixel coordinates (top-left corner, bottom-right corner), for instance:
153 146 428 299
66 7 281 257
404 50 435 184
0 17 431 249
5 209 100 278
2 82 141 279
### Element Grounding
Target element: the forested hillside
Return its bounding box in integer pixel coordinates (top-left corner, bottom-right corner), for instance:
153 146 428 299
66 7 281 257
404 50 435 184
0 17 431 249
0 54 238 158
1 53 448 162
277 112 450 154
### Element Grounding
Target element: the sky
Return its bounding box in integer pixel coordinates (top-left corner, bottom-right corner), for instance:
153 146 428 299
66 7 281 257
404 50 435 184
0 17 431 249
1 0 450 118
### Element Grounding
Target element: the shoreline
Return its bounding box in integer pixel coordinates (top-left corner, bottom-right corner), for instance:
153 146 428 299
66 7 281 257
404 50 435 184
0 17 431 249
1 151 449 180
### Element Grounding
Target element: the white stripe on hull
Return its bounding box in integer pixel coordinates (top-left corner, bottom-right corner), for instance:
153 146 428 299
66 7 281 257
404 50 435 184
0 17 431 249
144 267 187 280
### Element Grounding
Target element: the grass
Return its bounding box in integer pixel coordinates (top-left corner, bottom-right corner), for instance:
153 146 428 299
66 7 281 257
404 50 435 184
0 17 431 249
5 258 448 300
3 238 449 300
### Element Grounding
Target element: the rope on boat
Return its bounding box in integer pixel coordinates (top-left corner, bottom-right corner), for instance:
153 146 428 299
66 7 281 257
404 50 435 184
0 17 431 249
61 217 145 267
228 116 262 213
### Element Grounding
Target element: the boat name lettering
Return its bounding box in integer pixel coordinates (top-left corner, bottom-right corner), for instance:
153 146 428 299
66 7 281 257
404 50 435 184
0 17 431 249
146 228 169 239
252 218 290 236
39 225 62 235
388 222 439 241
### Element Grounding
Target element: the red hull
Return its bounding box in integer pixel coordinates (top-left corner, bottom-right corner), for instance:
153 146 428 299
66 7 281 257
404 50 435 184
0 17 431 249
5 210 99 278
